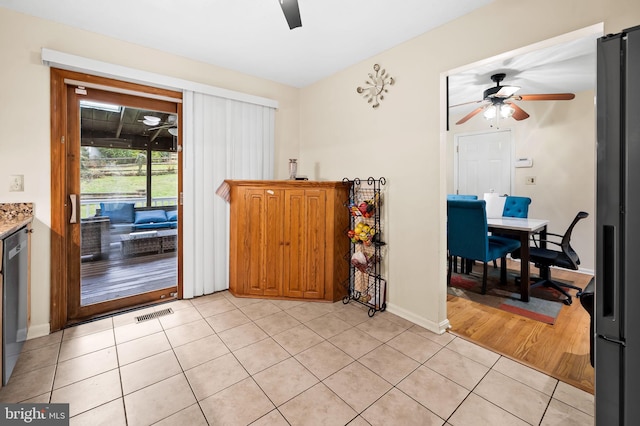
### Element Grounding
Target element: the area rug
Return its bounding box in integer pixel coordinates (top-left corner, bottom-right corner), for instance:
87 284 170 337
447 265 570 325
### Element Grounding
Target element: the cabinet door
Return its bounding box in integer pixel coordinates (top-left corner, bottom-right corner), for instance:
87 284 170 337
302 190 327 299
263 190 284 296
283 190 305 298
283 189 326 298
240 188 283 296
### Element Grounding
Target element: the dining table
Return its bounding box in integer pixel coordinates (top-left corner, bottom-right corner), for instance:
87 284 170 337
487 217 549 302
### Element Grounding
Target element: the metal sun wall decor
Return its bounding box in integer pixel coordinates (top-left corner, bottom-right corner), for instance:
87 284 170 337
357 64 395 108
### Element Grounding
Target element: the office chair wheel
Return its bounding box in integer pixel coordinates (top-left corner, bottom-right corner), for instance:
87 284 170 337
563 297 572 306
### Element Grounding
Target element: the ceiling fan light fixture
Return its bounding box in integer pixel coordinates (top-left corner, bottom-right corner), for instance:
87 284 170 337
500 104 515 118
483 105 497 120
143 115 161 125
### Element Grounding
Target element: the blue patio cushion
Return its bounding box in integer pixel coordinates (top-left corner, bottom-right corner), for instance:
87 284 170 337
135 222 171 230
166 210 178 222
100 202 135 224
134 209 168 224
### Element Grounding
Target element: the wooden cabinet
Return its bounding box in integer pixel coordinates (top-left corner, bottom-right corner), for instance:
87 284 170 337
228 180 351 302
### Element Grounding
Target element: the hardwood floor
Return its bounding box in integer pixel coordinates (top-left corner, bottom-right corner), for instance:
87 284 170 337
81 250 177 305
447 260 594 394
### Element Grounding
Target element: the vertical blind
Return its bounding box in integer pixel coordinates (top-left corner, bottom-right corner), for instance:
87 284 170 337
182 91 275 298
41 49 277 299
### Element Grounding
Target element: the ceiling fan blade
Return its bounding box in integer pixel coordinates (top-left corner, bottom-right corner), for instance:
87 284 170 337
450 99 484 108
456 105 487 125
516 93 576 101
508 102 530 121
279 0 302 30
494 86 520 98
148 124 173 131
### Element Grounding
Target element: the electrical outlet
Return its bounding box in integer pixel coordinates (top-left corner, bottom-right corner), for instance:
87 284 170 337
9 175 24 192
525 176 536 185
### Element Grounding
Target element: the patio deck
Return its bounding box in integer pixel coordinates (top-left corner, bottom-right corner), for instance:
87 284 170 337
81 249 177 305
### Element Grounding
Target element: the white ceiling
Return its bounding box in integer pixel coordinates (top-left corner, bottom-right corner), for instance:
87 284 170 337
448 33 599 118
0 0 494 88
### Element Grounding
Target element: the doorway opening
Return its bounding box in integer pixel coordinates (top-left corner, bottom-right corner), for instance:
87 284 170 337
79 101 178 305
441 25 602 393
50 68 183 330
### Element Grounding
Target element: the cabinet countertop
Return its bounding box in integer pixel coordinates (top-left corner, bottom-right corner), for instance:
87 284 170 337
225 180 351 188
0 217 32 240
0 203 34 239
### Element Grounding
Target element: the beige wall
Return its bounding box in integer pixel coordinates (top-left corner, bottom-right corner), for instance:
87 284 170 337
447 90 596 272
2 0 640 337
0 8 300 336
300 0 640 331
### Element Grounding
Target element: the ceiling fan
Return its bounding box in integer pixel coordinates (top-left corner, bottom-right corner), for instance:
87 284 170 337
140 115 178 136
452 73 575 125
278 0 302 30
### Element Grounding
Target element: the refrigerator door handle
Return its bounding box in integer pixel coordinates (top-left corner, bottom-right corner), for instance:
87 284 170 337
598 334 626 346
601 225 617 318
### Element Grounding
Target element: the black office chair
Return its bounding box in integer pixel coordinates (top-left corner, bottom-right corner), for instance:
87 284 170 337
512 211 588 305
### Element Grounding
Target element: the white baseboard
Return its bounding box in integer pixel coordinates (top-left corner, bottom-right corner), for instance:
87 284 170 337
386 302 450 334
27 323 51 340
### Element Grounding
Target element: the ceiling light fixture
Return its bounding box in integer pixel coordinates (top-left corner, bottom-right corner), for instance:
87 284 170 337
79 100 121 113
483 105 497 120
142 116 162 126
483 101 514 119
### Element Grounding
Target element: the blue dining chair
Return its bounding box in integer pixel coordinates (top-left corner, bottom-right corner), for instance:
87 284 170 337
491 195 532 268
446 194 478 273
502 196 531 218
447 199 521 293
447 194 478 200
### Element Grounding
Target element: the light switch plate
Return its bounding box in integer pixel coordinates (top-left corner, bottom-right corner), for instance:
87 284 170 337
9 175 24 192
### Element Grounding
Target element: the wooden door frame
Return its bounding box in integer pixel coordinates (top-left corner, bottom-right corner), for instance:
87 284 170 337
50 68 184 331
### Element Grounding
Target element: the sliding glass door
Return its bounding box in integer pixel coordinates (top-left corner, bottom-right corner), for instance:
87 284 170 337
67 86 180 322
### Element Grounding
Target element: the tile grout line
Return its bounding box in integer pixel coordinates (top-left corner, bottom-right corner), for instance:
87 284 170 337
3 294 594 425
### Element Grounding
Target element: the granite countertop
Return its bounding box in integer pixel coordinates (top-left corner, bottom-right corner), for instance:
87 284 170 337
0 203 34 239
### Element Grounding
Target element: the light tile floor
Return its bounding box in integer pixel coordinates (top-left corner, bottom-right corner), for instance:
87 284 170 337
0 292 595 425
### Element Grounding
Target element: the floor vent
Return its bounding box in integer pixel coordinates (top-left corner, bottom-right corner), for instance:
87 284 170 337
135 308 174 323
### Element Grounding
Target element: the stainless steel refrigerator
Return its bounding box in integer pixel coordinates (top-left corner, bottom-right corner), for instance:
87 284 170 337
596 24 640 425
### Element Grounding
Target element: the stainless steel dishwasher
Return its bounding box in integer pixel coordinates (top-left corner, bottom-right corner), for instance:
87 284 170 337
2 226 28 385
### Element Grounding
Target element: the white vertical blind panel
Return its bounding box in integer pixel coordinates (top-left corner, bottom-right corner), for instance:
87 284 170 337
182 92 274 298
182 90 196 299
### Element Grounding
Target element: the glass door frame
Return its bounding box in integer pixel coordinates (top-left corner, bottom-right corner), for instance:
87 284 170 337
50 68 184 329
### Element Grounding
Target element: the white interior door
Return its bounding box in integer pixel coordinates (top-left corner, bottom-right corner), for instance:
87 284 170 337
454 130 512 197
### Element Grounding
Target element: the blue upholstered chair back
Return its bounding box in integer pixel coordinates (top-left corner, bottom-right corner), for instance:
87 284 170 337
447 200 489 262
502 196 531 218
447 194 478 200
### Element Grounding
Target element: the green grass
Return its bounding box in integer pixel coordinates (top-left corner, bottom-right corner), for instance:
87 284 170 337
81 173 178 197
